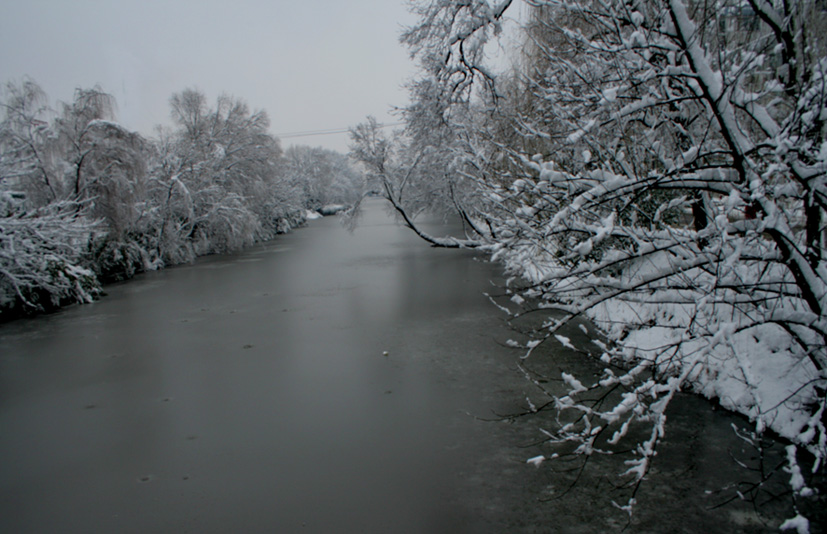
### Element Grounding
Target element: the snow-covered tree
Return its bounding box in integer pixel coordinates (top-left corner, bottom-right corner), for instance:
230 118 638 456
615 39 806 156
0 80 60 206
0 81 105 314
149 89 297 263
399 0 827 526
283 145 336 211
49 88 151 281
348 1 517 247
282 145 364 212
53 88 146 231
349 115 491 247
325 151 365 209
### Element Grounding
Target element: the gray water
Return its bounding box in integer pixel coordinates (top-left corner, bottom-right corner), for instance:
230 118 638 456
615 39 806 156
0 200 799 533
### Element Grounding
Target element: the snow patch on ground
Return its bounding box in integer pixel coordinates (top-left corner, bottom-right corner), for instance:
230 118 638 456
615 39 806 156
588 292 818 443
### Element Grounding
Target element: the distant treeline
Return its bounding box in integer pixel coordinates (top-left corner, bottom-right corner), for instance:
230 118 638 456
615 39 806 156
0 81 363 319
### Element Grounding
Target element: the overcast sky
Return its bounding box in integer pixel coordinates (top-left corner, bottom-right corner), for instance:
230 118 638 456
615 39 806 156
0 0 420 153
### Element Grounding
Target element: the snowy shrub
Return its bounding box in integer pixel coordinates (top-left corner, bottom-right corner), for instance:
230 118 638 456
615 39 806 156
0 201 101 316
89 236 151 283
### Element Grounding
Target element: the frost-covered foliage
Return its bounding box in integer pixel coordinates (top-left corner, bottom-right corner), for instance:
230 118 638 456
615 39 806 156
144 89 302 264
0 82 126 311
348 112 496 247
55 89 147 238
282 145 364 212
395 0 827 527
347 6 517 244
0 196 101 314
349 2 523 247
1 81 357 317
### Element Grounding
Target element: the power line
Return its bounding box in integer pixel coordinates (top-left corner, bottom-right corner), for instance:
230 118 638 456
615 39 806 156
275 122 404 139
276 127 351 138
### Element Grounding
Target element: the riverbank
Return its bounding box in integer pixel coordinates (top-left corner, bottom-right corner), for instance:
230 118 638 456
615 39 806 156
0 208 319 323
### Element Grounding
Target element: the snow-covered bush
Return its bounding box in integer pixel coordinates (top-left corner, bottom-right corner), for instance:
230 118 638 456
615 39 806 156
0 198 100 316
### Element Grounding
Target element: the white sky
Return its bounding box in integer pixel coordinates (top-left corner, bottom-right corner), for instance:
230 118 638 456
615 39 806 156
0 0 420 153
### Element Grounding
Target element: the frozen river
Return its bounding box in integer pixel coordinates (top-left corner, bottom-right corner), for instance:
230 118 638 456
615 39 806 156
0 199 794 532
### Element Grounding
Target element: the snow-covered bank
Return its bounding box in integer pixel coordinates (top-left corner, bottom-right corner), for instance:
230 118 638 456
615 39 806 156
495 238 822 437
1 82 365 321
0 207 309 322
566 251 824 447
490 226 825 526
319 204 349 216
